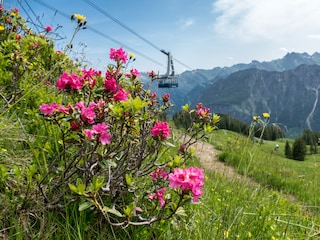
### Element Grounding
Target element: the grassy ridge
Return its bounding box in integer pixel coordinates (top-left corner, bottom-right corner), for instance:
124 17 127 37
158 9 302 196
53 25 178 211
209 130 320 210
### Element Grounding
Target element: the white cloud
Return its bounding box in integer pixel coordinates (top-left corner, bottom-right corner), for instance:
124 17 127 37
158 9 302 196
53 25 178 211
307 34 320 39
212 0 320 42
179 18 195 30
280 47 288 52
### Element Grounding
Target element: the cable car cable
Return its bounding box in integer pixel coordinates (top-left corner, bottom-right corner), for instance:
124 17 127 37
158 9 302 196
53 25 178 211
29 0 163 66
81 0 196 73
81 0 162 52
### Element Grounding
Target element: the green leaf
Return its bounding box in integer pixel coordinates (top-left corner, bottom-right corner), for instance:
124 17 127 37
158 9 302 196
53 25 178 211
204 124 214 133
132 96 149 112
91 176 105 193
68 183 78 193
123 204 133 216
101 160 117 168
175 206 187 217
212 114 220 124
182 104 190 112
103 206 124 217
77 183 86 194
79 201 93 211
125 173 132 186
162 141 176 148
173 155 182 165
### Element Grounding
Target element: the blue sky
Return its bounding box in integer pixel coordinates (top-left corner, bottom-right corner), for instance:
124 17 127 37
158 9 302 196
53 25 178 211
4 0 320 73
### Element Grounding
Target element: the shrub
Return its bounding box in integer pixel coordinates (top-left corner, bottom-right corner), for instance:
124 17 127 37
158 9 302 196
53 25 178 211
35 47 220 228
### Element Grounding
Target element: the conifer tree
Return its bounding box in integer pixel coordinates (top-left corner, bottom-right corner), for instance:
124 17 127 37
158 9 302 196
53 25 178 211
285 141 292 159
292 138 306 161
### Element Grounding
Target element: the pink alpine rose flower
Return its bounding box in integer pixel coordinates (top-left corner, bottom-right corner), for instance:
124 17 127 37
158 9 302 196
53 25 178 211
109 47 128 64
148 187 166 208
57 104 71 114
151 92 157 99
104 77 117 93
162 93 170 102
150 168 168 180
81 68 101 88
39 103 59 116
147 70 157 78
150 122 170 140
113 88 129 102
197 107 210 119
70 121 81 131
125 68 140 79
80 106 96 124
92 122 112 145
196 103 203 110
89 99 106 119
56 72 84 91
168 167 204 202
84 122 112 145
44 25 52 32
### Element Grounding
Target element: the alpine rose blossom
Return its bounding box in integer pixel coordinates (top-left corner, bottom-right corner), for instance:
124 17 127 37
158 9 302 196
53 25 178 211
56 72 84 91
150 168 168 180
44 25 52 32
148 187 166 208
162 93 170 102
109 47 127 64
80 106 96 124
113 88 129 101
150 122 170 140
39 103 59 116
81 68 101 88
125 68 140 78
196 103 203 110
84 122 112 145
169 167 204 202
104 77 117 93
197 107 210 119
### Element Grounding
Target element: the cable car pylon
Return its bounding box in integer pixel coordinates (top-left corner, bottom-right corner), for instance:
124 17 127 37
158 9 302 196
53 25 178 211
151 50 178 88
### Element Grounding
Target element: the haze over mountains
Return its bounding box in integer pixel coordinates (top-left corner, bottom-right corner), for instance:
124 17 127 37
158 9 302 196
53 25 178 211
143 52 320 137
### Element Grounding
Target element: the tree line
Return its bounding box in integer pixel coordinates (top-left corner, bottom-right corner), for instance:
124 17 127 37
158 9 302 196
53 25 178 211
173 112 284 141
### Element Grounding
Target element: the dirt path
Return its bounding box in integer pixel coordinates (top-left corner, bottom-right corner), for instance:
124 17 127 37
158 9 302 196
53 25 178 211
188 137 257 185
185 136 298 203
191 140 238 177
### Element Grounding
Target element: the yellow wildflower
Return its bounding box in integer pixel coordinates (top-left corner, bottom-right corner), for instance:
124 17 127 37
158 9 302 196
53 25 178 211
128 52 135 59
253 115 260 122
0 26 5 31
263 112 270 119
73 13 86 22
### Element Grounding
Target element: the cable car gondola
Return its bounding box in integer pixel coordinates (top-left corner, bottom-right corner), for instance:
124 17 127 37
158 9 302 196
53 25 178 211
151 50 178 88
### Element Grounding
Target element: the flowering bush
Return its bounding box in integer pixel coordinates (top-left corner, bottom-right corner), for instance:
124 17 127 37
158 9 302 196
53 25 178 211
0 7 76 113
37 46 219 227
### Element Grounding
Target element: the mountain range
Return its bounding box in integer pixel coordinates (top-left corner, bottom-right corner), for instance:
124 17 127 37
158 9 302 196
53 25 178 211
142 52 320 137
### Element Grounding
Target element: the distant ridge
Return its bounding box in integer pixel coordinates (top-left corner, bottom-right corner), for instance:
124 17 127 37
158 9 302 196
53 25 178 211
142 52 320 137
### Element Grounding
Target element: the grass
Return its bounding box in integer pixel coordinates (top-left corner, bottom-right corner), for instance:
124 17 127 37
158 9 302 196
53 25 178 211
208 129 320 213
150 170 318 239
